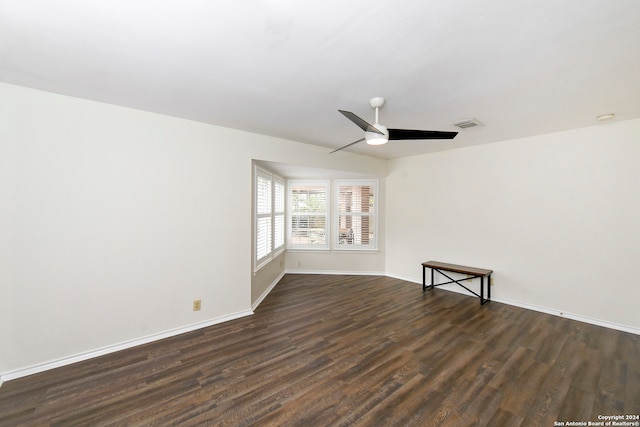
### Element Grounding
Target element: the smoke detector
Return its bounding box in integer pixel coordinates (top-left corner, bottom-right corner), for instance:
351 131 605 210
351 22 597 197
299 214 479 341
451 118 485 130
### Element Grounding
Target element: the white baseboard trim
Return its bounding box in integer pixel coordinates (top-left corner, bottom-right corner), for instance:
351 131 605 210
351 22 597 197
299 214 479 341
0 309 254 385
252 271 285 311
386 272 640 336
284 269 386 276
487 296 640 336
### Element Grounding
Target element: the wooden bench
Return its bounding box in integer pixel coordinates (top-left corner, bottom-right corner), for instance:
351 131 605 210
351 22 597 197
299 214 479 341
422 261 493 305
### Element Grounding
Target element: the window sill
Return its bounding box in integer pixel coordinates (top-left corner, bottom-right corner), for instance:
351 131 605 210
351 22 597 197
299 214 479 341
286 248 331 253
286 248 379 254
254 250 286 275
331 248 379 253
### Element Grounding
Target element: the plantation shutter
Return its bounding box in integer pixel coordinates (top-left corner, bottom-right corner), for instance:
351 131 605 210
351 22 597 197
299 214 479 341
255 167 285 272
273 176 285 251
256 170 272 266
288 181 329 249
336 181 377 249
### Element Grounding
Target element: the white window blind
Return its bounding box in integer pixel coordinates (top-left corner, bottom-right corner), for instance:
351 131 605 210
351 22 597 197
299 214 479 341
273 176 285 252
335 180 377 250
288 180 329 250
255 167 285 272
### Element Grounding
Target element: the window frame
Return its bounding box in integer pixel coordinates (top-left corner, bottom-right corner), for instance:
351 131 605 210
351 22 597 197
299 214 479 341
287 180 330 251
273 175 285 254
254 166 285 273
333 179 378 251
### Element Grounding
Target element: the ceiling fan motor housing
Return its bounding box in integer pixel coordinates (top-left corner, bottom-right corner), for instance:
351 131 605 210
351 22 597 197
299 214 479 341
365 123 389 145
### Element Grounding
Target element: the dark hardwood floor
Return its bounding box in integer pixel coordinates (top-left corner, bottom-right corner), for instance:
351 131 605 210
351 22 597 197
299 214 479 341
1 274 639 426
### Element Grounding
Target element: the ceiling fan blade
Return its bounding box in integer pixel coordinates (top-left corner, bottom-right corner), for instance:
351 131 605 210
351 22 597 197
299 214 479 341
330 138 365 154
339 110 383 135
388 129 458 140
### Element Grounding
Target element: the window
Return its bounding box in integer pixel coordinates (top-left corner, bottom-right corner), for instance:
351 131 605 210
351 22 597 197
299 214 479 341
255 167 285 272
288 180 329 250
273 176 285 252
335 180 377 250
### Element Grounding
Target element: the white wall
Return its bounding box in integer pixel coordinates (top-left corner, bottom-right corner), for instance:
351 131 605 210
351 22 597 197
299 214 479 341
0 83 386 377
386 118 640 331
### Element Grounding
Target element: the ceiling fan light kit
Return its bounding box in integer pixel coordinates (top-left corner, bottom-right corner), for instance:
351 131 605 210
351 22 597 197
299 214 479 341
366 125 389 145
332 97 458 153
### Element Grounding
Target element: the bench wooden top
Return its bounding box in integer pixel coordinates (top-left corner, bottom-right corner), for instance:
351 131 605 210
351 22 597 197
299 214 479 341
422 261 492 276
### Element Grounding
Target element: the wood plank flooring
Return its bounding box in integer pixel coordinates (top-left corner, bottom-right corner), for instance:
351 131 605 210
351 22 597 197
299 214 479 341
1 274 639 426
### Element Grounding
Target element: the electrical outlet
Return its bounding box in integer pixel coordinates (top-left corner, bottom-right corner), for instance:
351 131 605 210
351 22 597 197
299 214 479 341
193 300 201 311
466 275 473 283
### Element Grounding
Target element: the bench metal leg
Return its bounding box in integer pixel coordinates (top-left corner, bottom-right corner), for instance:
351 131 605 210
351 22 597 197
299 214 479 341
423 266 436 292
425 268 491 305
479 275 492 305
422 266 435 291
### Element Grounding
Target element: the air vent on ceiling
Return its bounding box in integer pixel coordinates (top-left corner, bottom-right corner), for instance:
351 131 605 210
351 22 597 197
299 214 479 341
451 118 485 130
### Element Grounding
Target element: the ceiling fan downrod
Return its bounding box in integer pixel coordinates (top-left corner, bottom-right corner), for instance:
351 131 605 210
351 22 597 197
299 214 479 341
369 97 385 124
367 97 388 145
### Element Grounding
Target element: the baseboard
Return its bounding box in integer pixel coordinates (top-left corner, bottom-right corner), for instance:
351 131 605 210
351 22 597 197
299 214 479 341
0 309 254 385
252 271 285 311
487 296 640 336
386 272 640 336
284 269 386 276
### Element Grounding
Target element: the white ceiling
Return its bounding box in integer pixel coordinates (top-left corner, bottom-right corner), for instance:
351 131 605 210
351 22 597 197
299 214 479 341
1 0 639 159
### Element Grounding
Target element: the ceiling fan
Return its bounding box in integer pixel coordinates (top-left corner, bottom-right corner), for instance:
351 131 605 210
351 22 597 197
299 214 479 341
330 97 458 153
